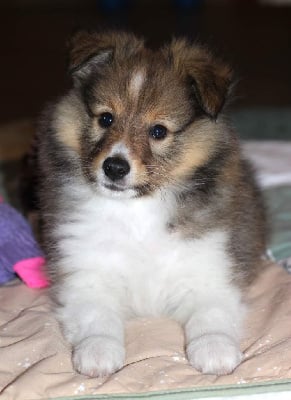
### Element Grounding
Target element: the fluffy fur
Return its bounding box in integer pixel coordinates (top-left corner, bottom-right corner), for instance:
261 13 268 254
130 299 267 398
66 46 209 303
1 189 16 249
38 31 266 377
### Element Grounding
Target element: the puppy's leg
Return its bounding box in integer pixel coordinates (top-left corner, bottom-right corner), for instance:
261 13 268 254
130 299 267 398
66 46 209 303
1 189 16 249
57 292 125 377
185 292 244 375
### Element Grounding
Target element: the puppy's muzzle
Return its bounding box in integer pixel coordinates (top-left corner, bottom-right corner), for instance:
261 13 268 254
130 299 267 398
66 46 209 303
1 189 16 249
103 157 130 182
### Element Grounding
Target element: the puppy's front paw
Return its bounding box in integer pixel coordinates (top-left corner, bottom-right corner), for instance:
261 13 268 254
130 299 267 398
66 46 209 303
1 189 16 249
72 336 125 377
187 333 243 375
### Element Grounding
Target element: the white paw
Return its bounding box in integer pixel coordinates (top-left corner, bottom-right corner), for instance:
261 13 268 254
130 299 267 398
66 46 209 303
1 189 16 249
72 336 125 377
187 333 243 375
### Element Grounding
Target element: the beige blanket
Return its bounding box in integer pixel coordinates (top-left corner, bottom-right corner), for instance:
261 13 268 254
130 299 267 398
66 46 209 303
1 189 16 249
0 263 291 400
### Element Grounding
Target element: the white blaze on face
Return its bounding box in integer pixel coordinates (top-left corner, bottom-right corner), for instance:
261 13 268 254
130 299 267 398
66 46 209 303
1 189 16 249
109 142 130 160
129 69 146 100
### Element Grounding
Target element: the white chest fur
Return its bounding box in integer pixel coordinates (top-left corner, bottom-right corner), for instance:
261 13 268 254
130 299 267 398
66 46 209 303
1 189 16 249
56 184 233 321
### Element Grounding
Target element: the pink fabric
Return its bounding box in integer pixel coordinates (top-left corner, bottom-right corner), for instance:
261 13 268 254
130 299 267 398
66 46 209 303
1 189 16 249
13 257 49 288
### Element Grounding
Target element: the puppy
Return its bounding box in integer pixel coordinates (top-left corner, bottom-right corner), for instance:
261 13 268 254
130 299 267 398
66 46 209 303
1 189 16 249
38 31 266 378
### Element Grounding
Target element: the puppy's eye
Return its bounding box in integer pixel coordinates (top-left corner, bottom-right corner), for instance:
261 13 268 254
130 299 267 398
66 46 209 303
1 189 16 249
99 112 114 128
149 124 167 140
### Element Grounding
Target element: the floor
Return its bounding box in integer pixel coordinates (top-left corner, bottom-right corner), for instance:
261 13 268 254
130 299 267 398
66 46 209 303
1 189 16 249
0 1 290 123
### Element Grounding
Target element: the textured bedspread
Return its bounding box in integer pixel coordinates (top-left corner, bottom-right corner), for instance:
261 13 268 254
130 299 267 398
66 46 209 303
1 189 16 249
0 262 291 400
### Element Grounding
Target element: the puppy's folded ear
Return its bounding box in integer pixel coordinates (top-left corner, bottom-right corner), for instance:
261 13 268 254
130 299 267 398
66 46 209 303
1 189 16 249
165 39 233 119
68 30 144 84
68 31 113 82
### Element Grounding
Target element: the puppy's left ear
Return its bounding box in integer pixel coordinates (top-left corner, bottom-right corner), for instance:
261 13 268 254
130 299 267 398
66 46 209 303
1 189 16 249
164 39 233 119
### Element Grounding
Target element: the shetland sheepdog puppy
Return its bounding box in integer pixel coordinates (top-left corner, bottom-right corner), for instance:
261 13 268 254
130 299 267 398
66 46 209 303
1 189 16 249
38 31 266 378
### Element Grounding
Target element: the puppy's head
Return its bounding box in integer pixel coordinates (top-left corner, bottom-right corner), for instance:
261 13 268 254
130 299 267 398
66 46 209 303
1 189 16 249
59 31 233 198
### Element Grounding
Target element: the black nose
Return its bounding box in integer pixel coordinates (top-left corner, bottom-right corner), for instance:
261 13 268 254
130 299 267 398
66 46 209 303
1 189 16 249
102 157 130 181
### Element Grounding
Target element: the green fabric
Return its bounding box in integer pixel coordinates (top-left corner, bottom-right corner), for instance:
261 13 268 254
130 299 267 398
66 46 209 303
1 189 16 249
232 108 291 140
264 186 291 267
44 379 291 400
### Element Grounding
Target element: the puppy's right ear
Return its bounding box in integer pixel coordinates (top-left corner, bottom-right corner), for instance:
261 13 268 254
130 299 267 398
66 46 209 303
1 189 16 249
68 30 114 84
68 30 144 85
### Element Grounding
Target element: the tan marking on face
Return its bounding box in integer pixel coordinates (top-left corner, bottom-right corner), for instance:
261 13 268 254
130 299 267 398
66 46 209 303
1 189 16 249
143 112 184 138
129 69 146 100
54 96 81 153
142 114 181 157
110 97 125 115
171 121 218 180
91 118 105 141
130 157 148 185
149 133 174 156
118 136 151 186
93 105 113 115
92 98 124 116
173 144 209 179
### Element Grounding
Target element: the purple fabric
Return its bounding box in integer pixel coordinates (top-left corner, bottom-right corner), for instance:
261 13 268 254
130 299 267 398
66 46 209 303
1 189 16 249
0 203 43 284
